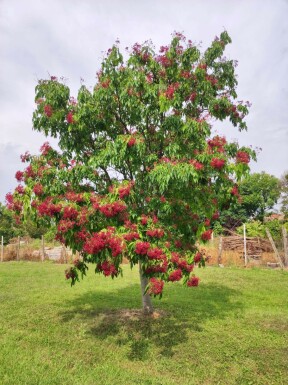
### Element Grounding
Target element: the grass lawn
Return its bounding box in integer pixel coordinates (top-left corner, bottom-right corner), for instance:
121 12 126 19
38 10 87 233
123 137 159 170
0 262 287 385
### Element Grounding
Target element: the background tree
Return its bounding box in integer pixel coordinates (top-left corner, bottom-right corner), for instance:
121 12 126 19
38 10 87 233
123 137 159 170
218 172 281 229
7 31 255 314
280 171 288 219
0 203 21 244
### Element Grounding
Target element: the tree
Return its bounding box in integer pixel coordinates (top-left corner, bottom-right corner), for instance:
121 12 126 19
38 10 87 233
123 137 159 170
0 203 21 244
280 171 288 219
218 172 281 229
7 31 255 314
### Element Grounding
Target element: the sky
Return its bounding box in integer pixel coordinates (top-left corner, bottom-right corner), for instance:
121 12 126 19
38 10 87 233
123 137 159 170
0 0 288 203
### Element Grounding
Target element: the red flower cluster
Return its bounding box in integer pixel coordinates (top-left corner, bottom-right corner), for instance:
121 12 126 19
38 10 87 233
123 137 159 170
65 191 84 203
231 185 239 197
118 181 134 199
146 228 164 238
99 201 126 217
144 264 167 274
194 252 202 263
212 211 220 220
148 278 164 296
123 232 140 241
207 136 226 149
201 229 213 241
189 159 204 170
40 142 52 155
66 112 75 124
156 55 172 67
187 276 200 287
15 171 24 182
171 252 193 273
83 231 124 257
147 247 166 260
165 82 179 99
15 185 25 195
205 74 218 86
210 158 225 169
127 137 136 147
135 241 151 255
236 151 250 164
75 230 89 242
204 219 211 227
33 183 44 196
168 269 182 282
37 199 62 217
65 267 76 280
25 165 36 179
97 261 118 277
5 193 22 212
63 206 78 220
140 215 149 225
57 220 75 234
101 79 110 88
20 151 31 163
44 105 53 117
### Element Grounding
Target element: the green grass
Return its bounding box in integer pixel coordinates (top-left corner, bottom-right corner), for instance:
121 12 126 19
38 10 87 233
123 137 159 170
0 262 287 385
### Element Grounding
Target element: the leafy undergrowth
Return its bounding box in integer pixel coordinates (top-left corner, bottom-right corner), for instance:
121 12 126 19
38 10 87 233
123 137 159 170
0 262 287 385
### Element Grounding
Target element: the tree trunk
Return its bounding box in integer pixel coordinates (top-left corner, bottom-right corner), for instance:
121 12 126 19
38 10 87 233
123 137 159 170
139 261 153 315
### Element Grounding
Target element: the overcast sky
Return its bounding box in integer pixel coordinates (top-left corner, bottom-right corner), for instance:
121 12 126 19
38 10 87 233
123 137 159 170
0 0 288 203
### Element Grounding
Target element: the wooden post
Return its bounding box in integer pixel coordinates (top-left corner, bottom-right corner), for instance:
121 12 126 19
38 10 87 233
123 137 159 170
17 236 20 261
266 228 284 269
41 235 45 262
282 226 288 267
217 236 222 265
62 245 67 264
243 224 247 266
1 236 3 262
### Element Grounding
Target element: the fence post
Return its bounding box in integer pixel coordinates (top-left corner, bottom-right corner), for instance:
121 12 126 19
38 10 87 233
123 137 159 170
282 226 288 267
16 236 20 261
41 235 45 262
266 228 284 268
243 224 247 266
217 236 222 265
1 236 3 262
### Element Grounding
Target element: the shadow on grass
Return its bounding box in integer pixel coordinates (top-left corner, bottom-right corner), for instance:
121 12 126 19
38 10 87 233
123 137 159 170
59 281 243 360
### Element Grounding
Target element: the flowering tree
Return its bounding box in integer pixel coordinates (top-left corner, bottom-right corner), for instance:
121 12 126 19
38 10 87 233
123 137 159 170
6 31 255 314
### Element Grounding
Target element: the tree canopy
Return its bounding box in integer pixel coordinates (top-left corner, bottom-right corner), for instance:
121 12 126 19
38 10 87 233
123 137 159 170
6 31 255 312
